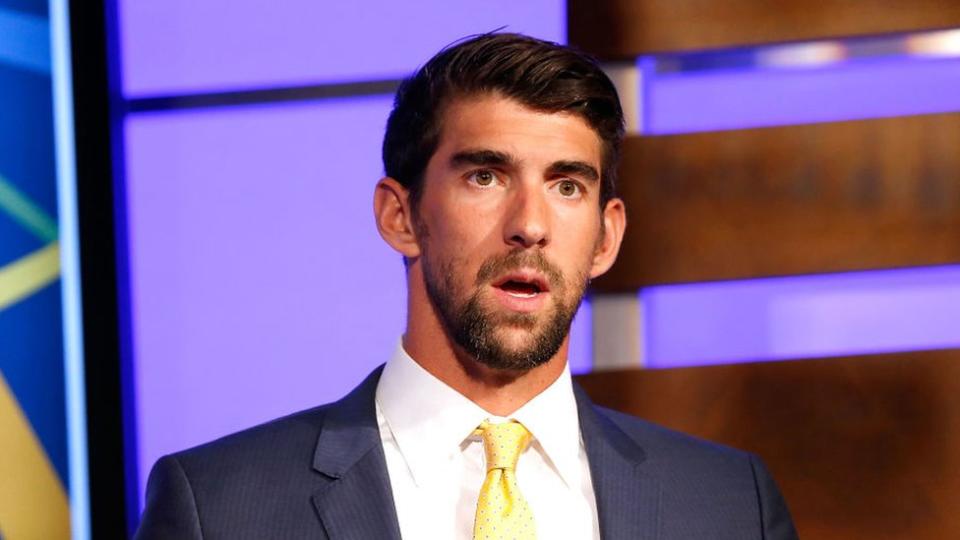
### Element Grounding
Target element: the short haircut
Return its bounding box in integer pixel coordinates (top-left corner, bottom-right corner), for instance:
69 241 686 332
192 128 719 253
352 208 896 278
382 32 625 211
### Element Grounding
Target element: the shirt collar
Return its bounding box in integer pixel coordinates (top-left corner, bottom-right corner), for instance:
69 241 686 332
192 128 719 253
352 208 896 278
376 343 489 486
510 360 583 489
375 342 584 489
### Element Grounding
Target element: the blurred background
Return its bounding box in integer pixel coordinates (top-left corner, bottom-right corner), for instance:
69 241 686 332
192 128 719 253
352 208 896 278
3 0 960 538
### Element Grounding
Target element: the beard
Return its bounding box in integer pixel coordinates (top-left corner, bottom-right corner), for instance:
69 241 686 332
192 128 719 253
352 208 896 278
421 247 589 372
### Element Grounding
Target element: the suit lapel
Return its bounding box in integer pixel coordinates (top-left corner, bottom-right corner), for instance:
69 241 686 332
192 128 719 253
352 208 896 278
575 383 661 540
311 367 402 540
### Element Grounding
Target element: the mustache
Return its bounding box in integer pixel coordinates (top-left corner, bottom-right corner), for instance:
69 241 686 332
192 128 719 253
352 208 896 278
474 249 564 290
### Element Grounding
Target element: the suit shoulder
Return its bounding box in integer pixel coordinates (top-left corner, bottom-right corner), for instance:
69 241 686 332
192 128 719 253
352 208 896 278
158 366 384 484
590 407 798 538
168 402 334 477
595 405 754 468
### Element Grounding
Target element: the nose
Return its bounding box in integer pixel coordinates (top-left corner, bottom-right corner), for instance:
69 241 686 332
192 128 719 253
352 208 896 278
503 182 550 249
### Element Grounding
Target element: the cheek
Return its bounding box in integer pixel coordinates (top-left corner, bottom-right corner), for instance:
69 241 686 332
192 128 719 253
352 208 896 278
421 214 486 274
557 206 603 246
562 218 605 279
431 203 499 251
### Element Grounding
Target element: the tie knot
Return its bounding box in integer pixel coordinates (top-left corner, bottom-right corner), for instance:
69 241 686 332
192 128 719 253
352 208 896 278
476 420 532 471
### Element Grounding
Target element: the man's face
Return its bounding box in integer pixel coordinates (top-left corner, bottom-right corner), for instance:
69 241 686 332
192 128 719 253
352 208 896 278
413 94 609 371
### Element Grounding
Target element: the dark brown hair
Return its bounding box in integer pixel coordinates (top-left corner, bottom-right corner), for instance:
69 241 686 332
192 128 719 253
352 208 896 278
382 32 624 210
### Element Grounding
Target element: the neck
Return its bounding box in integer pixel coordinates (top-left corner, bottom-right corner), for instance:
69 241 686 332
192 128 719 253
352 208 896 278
403 332 568 417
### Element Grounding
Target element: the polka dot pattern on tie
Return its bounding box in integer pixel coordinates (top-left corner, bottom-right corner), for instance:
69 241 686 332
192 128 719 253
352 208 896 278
472 420 537 540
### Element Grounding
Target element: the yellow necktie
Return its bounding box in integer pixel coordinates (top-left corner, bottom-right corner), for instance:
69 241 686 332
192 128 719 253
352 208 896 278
473 420 537 540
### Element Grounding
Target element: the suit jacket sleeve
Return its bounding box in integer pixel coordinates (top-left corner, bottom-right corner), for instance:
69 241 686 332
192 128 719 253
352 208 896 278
749 454 799 540
134 455 204 540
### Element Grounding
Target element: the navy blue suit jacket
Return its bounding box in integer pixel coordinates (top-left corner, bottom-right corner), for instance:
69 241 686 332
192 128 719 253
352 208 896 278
135 367 799 539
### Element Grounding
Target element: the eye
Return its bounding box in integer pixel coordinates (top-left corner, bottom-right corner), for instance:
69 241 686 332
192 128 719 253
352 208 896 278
554 179 583 198
468 169 499 188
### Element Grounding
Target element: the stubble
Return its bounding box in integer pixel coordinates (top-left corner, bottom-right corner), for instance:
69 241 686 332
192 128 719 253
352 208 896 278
422 247 589 372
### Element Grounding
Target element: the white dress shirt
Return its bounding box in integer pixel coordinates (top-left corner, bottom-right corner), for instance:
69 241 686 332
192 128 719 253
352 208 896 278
375 343 600 540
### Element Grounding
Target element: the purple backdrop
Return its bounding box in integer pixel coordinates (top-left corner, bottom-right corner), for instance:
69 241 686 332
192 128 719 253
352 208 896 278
645 53 960 134
125 96 402 500
643 265 960 367
118 1 566 97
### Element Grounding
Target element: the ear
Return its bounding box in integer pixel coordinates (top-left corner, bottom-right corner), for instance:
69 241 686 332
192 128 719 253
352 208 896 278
374 177 422 258
589 197 626 279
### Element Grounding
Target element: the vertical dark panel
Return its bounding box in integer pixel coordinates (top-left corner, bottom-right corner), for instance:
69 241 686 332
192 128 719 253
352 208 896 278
69 0 137 535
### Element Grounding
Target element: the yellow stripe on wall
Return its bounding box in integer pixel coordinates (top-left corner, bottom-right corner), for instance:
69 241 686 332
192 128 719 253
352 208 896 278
0 372 70 539
0 241 60 311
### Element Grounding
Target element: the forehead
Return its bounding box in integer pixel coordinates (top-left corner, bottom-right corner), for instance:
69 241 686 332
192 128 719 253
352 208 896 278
432 94 603 168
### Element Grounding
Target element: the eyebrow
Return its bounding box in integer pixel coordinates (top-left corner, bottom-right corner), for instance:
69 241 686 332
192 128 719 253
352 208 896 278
548 160 600 183
450 150 600 183
450 149 514 168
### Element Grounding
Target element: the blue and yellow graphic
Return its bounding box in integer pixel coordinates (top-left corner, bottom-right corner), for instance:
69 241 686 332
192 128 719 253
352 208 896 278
1 0 71 537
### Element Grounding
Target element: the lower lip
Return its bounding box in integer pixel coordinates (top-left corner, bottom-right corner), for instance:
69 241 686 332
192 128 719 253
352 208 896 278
491 286 549 313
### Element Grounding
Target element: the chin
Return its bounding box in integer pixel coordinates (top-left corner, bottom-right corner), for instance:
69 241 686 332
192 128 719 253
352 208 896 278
492 326 545 351
467 323 562 372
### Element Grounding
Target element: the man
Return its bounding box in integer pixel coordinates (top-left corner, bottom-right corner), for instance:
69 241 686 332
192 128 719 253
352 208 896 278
136 33 798 539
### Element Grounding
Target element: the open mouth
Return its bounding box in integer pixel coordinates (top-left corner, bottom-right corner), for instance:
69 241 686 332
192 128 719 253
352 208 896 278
493 272 550 299
499 280 541 298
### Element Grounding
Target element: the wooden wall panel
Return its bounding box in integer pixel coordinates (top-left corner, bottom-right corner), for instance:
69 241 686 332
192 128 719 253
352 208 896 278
575 349 960 539
569 0 960 58
594 112 960 291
